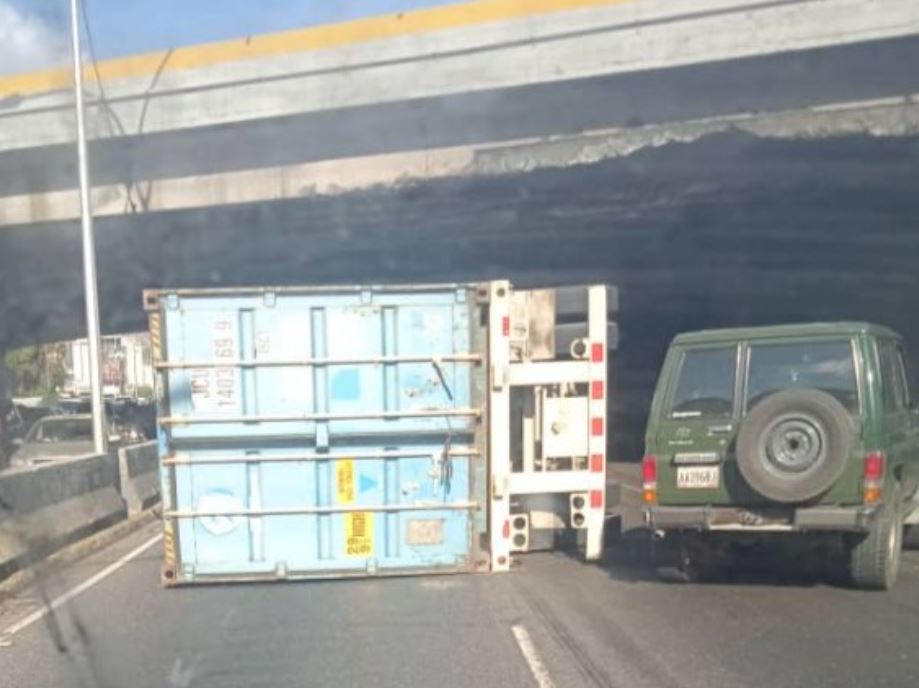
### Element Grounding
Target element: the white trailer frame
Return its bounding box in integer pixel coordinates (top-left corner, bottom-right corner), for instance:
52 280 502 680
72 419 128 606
488 284 608 568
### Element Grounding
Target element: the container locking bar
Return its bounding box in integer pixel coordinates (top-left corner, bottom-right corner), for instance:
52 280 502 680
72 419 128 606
159 408 481 426
164 448 480 465
165 502 479 519
156 353 482 370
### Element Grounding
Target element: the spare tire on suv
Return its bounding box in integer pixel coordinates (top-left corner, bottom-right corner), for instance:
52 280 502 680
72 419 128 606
736 389 853 503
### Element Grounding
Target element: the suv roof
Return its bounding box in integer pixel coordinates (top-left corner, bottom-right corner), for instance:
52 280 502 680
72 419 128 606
671 321 902 346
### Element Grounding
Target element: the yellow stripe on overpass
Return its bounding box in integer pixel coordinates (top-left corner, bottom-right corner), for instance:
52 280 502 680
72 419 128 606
0 0 630 98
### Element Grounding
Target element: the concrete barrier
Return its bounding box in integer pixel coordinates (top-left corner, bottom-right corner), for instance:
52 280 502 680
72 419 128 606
117 441 160 516
0 453 127 577
0 442 162 579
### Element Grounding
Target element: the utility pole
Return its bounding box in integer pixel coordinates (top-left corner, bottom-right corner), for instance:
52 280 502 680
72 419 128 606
69 0 106 454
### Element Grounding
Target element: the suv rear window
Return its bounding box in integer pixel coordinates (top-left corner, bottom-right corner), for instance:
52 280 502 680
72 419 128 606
745 340 858 413
669 347 737 418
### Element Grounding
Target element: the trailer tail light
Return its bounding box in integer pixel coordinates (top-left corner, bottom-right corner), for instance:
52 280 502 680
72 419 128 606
591 381 604 400
642 455 658 504
863 452 885 504
501 316 510 337
502 519 511 539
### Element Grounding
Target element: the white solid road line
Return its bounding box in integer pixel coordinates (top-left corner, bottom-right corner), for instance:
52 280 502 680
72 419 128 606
511 624 557 688
0 533 163 641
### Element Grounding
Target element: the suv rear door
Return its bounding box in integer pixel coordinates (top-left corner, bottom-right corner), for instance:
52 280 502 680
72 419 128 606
656 335 866 507
741 336 864 505
653 344 741 505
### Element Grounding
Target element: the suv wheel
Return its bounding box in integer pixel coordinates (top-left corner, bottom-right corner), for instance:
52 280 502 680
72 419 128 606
736 389 852 503
848 485 902 590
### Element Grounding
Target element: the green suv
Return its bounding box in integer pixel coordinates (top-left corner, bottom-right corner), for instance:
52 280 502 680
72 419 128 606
643 322 919 589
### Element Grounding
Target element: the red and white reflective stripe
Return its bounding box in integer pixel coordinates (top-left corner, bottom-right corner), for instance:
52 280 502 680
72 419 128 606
590 417 604 436
590 454 604 473
586 287 607 509
591 342 604 363
590 490 604 509
591 380 604 400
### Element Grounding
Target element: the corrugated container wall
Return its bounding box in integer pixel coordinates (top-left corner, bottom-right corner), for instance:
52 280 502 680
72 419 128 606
147 285 488 584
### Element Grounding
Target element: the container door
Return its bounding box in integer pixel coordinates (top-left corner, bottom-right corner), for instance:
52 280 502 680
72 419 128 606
157 286 486 581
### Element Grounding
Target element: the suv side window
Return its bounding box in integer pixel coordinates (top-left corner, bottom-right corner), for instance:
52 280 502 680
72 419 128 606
895 345 913 408
668 347 737 418
878 340 907 412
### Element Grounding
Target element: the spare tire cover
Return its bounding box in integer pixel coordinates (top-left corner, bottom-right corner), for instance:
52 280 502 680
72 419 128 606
736 389 853 503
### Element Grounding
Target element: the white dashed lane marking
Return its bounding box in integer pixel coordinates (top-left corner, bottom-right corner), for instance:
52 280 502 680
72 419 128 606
512 624 557 688
0 533 163 644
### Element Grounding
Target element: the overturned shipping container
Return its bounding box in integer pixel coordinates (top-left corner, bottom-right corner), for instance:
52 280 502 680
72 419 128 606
144 281 616 584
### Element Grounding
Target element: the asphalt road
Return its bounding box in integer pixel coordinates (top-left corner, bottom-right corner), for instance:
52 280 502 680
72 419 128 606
1 485 919 688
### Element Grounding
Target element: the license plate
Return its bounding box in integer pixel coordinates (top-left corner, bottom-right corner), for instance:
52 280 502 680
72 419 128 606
676 466 720 489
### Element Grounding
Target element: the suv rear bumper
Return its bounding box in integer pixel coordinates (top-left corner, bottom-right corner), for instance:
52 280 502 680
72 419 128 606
645 504 877 533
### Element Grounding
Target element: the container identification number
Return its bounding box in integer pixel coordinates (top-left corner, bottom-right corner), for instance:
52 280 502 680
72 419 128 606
346 512 374 557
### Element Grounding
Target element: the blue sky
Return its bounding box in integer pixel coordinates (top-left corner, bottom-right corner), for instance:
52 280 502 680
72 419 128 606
0 0 457 74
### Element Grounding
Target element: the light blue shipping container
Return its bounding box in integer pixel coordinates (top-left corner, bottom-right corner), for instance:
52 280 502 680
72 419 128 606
146 284 489 584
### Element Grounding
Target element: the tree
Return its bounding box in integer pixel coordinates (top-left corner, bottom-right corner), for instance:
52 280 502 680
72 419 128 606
3 343 68 400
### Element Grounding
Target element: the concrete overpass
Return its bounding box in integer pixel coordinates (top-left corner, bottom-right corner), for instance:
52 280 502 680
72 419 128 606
1 0 918 223
1 0 918 454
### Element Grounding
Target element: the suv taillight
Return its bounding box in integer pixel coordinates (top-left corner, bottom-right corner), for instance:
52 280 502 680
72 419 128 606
863 452 885 504
642 455 658 504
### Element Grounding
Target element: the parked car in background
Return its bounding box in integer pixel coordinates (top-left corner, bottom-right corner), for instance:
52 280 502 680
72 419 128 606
56 397 91 415
0 400 24 467
643 322 919 590
9 414 118 467
0 400 57 466
56 395 154 442
6 396 151 469
14 402 55 434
